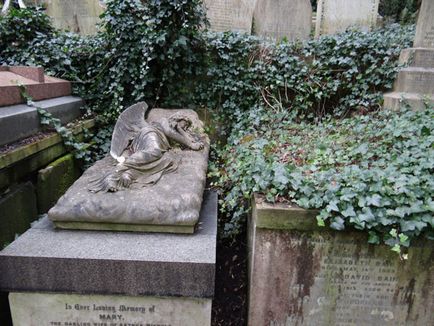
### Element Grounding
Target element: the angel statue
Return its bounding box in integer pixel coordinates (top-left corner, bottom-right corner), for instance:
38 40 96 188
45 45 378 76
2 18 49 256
89 102 204 193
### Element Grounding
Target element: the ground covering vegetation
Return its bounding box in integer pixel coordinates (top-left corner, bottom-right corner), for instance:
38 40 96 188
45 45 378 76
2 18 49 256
0 0 431 255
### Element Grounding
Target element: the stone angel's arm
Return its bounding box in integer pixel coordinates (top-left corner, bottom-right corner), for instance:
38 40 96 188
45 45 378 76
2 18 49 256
160 118 204 151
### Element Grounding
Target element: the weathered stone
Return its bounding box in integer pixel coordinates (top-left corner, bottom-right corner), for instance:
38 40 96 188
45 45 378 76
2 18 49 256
35 0 105 35
0 191 217 298
383 0 434 111
253 0 312 41
315 0 380 37
204 0 256 33
0 119 95 190
0 96 83 146
248 196 434 325
0 182 37 248
414 0 434 48
48 108 210 234
393 67 434 94
9 292 212 326
0 66 71 107
400 48 434 68
36 154 81 214
383 91 434 111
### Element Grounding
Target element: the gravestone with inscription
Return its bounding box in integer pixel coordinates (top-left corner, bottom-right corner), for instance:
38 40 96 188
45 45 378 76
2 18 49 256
36 0 104 35
383 0 434 110
315 0 380 37
247 195 434 325
253 0 312 41
203 0 256 33
0 191 217 325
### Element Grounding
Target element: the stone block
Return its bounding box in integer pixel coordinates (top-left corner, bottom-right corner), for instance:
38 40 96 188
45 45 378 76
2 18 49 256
0 191 217 298
400 48 434 68
9 292 211 326
0 67 71 107
204 0 256 33
0 182 37 248
393 67 434 94
0 96 83 146
36 154 81 214
414 0 434 48
248 195 434 325
253 0 312 41
315 0 380 37
383 91 434 111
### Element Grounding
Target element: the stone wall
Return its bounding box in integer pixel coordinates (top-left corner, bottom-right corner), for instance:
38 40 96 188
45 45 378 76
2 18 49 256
248 195 434 325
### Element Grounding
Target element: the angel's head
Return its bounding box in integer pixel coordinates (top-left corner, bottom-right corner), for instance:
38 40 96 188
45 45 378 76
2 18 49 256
168 113 193 132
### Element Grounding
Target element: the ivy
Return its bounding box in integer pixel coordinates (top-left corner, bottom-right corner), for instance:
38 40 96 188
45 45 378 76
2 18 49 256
18 85 92 163
211 105 434 254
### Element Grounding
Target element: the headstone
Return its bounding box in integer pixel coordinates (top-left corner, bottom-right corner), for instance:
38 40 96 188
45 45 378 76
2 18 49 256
414 0 434 48
253 0 312 41
0 191 217 325
204 0 256 33
37 0 104 35
248 195 434 325
315 0 380 37
383 0 434 111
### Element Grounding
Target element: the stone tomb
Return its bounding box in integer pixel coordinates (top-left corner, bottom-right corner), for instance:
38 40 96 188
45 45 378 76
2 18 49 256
383 0 434 111
0 191 217 325
248 195 434 325
315 0 380 37
36 0 105 35
253 0 312 41
203 0 256 33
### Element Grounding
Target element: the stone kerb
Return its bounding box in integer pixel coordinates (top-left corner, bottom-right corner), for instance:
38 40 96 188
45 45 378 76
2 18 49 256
248 194 434 326
383 0 434 111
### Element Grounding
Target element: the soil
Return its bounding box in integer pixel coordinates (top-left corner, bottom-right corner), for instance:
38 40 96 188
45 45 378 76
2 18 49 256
211 223 248 326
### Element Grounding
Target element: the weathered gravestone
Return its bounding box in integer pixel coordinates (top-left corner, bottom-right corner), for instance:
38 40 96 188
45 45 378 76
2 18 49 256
0 103 217 325
36 0 104 35
315 0 380 37
383 0 434 110
253 0 312 41
204 0 256 33
248 195 434 326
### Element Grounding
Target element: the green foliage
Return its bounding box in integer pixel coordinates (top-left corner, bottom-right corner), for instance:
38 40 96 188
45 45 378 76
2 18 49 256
379 0 421 24
211 106 434 252
1 3 430 253
19 85 92 163
197 25 414 135
0 7 53 56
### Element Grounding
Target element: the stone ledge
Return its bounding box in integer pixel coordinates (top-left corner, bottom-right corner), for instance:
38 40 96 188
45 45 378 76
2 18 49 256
400 47 434 68
394 67 434 94
383 91 434 111
0 119 95 170
0 191 217 298
0 96 84 146
252 194 319 231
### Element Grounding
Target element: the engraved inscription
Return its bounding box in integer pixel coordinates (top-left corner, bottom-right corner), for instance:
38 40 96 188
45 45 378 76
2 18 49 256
423 26 434 48
249 228 433 326
9 293 211 326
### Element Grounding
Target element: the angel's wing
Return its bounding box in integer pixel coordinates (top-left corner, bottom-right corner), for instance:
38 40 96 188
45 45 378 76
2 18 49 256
110 102 149 160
